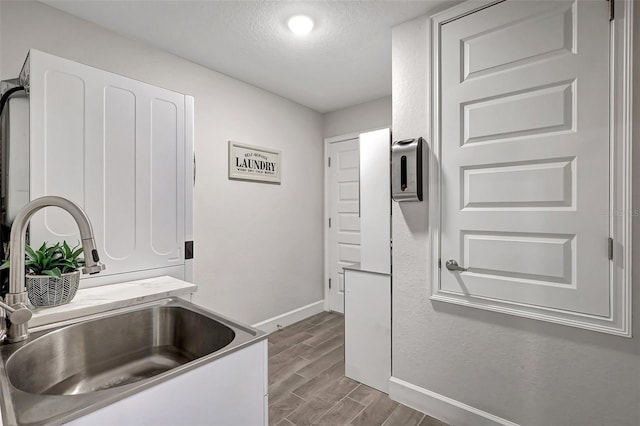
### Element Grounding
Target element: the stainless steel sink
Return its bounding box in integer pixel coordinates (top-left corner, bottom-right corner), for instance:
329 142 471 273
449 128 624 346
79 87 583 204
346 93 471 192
0 298 266 425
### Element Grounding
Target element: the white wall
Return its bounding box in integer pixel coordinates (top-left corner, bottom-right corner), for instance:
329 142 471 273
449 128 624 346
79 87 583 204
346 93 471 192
323 95 391 138
391 10 640 426
0 1 325 325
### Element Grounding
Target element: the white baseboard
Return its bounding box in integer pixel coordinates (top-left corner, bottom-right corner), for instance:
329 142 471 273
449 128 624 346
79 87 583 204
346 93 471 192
389 377 519 426
252 300 325 333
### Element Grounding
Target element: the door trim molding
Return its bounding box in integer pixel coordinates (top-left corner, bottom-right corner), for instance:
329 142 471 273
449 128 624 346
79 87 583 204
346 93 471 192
429 0 633 336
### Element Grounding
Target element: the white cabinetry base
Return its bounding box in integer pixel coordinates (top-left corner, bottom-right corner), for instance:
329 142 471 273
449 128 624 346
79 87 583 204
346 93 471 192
344 268 390 393
66 340 268 426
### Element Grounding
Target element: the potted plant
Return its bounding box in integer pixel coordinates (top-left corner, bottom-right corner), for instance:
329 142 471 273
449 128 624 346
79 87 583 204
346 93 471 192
0 241 85 307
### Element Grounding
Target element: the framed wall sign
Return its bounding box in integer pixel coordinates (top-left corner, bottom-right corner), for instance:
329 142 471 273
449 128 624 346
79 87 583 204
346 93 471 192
228 141 281 184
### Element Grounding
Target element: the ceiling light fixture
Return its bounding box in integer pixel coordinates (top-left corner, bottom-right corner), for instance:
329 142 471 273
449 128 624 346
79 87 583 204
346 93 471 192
287 15 314 36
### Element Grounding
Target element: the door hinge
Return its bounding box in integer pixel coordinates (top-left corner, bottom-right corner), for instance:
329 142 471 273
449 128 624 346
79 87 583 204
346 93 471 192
438 259 442 269
608 0 614 21
608 237 614 261
185 241 194 260
329 278 332 289
329 218 332 228
328 157 331 167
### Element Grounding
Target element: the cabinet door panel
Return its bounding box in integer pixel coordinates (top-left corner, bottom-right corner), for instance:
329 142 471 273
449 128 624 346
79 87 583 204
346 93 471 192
35 70 85 240
150 97 184 262
28 50 186 279
104 86 137 261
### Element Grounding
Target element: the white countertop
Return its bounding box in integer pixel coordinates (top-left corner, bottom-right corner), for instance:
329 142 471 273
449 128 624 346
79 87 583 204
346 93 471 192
29 275 197 328
342 262 390 276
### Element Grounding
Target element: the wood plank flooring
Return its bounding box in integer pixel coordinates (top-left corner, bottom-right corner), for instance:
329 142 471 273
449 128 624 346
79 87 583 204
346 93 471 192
268 312 449 426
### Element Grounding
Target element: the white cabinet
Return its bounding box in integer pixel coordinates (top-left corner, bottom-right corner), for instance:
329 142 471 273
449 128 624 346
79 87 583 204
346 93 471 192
344 267 391 393
344 128 392 393
358 128 390 274
66 340 268 426
23 50 194 283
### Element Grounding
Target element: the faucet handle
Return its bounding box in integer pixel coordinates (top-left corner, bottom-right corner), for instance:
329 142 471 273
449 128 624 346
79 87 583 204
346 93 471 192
8 305 32 325
0 300 32 325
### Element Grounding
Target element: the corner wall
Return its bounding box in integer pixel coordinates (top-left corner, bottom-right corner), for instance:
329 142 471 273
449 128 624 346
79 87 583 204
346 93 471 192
391 10 640 426
323 95 391 138
0 1 325 325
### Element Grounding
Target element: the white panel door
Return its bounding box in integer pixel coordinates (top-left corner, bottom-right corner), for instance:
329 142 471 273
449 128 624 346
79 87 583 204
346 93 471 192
439 1 610 316
28 50 185 278
328 139 360 313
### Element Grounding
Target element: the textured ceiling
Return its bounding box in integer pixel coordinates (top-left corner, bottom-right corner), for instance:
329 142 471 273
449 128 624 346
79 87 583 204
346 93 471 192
42 1 452 112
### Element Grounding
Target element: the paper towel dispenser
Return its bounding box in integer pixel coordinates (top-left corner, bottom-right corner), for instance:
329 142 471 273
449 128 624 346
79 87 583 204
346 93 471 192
392 137 424 202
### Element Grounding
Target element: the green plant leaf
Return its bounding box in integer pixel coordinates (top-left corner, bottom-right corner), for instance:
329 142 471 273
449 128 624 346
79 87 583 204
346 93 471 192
63 241 72 258
42 267 62 278
53 260 74 273
35 250 44 266
25 245 37 261
8 241 83 275
71 245 83 260
44 244 56 257
25 260 40 268
0 260 10 270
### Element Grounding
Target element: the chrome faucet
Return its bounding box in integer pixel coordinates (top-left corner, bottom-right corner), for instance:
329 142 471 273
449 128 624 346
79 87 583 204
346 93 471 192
2 196 105 343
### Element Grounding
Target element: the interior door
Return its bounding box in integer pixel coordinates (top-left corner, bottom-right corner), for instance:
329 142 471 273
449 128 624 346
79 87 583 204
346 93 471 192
439 0 611 316
328 138 360 313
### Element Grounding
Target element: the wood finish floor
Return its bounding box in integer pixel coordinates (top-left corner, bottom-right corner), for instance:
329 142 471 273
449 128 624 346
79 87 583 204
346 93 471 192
268 312 449 426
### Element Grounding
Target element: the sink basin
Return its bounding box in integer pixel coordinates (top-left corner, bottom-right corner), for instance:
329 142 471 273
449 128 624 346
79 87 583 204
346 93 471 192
7 305 236 395
0 298 265 425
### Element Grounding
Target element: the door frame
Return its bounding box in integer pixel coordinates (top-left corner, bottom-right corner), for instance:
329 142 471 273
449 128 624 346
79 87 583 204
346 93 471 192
428 0 634 336
324 127 389 312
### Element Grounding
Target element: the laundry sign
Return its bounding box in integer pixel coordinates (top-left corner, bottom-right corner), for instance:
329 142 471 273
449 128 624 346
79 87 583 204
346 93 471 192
228 141 281 184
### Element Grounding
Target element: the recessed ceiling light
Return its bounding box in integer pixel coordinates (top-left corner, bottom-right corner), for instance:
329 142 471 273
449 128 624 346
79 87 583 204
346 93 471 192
287 15 314 36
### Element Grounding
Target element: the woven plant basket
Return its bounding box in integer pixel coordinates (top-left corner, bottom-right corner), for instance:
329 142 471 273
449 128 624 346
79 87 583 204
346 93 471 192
26 270 80 307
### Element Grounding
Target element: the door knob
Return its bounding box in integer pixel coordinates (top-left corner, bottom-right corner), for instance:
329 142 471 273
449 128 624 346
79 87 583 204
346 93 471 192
445 259 467 272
